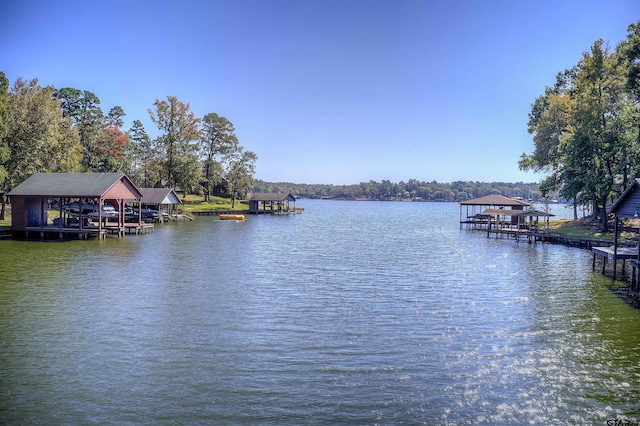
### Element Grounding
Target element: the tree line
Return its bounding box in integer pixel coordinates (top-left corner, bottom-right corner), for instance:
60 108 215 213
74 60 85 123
254 179 542 202
520 22 640 231
3 21 638 222
0 76 258 218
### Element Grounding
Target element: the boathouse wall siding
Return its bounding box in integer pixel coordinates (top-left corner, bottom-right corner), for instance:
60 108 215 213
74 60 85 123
9 197 49 228
614 186 640 218
11 197 26 229
104 177 141 200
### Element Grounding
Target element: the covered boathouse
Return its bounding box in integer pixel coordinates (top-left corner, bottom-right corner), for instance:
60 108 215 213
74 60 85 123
594 178 640 282
459 194 531 229
8 172 145 240
249 193 297 214
140 187 181 222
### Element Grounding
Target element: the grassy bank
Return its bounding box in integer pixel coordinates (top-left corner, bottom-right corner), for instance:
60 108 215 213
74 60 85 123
180 194 249 213
547 219 608 239
547 218 640 244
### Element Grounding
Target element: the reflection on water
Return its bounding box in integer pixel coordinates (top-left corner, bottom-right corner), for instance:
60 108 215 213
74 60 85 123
1 200 640 424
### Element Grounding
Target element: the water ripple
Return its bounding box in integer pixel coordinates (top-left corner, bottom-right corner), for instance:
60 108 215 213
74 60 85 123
1 201 640 424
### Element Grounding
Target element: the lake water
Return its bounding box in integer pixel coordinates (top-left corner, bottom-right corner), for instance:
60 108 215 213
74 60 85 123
1 200 639 424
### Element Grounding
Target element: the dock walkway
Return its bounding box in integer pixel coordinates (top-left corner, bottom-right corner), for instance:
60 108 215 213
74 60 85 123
191 208 303 217
486 227 611 248
104 222 154 236
592 246 638 281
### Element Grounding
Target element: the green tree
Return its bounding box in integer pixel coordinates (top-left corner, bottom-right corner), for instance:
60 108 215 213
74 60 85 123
572 40 625 231
172 152 203 196
2 78 82 216
54 87 105 170
199 112 239 201
616 22 640 179
521 38 626 230
0 71 10 220
126 119 160 187
107 106 125 128
227 148 257 208
149 96 201 189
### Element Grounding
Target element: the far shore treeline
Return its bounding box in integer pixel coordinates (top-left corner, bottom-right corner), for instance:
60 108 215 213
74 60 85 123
1 21 640 230
254 179 542 202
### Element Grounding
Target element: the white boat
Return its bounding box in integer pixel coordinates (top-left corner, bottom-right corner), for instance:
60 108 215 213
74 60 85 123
87 205 119 218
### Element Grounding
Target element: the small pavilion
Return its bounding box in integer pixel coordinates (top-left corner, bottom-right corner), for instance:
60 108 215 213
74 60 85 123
8 172 144 239
140 188 181 222
459 194 531 229
481 208 555 242
249 193 296 213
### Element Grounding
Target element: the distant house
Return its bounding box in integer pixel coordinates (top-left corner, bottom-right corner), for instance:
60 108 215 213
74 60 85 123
249 193 296 213
8 172 143 239
212 179 229 196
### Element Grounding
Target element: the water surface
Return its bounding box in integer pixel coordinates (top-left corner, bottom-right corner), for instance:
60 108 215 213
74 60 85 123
1 200 639 424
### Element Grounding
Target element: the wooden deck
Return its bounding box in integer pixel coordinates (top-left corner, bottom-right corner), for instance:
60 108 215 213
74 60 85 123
487 227 547 242
486 225 615 249
103 222 155 236
592 246 638 281
192 207 303 216
17 225 107 240
13 221 154 240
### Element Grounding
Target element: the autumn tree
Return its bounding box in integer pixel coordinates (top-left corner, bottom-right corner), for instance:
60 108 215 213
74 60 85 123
149 96 201 190
199 112 239 201
94 124 128 172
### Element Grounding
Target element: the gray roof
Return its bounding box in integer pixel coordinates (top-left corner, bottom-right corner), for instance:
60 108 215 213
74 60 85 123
250 193 296 202
8 173 141 198
611 178 640 217
140 188 181 204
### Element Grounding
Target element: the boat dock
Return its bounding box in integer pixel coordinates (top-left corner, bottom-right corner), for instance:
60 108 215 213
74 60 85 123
592 246 638 281
191 207 303 217
104 222 155 236
15 226 107 240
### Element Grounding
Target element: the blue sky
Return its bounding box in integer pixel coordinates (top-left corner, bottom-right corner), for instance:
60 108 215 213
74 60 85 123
2 0 638 185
